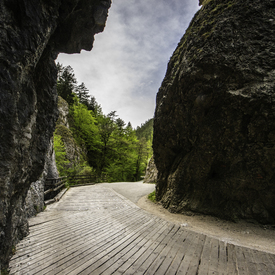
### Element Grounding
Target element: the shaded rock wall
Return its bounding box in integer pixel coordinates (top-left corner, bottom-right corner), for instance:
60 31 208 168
154 0 275 224
25 138 59 218
0 0 111 269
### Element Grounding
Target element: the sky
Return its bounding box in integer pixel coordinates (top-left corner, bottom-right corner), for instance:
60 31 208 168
57 0 200 128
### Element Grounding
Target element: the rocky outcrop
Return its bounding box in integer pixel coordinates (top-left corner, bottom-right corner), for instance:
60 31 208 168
24 138 59 218
55 96 87 169
143 156 158 183
154 0 275 224
0 0 111 270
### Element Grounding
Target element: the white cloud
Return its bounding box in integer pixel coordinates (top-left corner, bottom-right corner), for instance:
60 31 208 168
57 0 199 128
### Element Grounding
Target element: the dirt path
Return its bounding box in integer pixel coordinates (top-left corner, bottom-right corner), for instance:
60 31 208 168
137 195 275 255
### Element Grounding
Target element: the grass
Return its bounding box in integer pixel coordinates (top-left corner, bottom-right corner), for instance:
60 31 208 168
148 191 156 203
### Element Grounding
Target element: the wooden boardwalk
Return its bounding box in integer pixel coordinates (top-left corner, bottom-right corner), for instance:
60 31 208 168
9 185 275 275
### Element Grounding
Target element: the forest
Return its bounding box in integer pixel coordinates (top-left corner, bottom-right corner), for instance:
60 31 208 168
54 64 153 183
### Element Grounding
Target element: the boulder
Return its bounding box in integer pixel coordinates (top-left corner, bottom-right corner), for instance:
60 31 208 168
153 0 275 224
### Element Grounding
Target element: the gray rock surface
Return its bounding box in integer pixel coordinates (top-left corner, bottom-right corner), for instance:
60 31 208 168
24 138 59 219
143 156 158 183
55 96 87 168
0 0 111 269
154 0 275 224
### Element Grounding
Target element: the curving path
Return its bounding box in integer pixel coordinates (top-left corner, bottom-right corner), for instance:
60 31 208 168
9 183 275 274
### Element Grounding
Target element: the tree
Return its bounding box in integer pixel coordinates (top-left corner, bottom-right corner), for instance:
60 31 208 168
75 82 90 106
53 134 69 176
87 95 102 116
56 64 77 105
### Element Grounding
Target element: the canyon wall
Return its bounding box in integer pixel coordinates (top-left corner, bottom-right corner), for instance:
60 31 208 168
0 0 111 269
154 0 275 224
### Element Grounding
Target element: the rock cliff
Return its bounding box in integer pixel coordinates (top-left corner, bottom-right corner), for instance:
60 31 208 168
143 156 158 184
24 138 59 218
154 0 275 224
0 0 111 270
55 96 87 170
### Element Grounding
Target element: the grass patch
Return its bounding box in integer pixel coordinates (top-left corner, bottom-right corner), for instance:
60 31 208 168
148 190 156 203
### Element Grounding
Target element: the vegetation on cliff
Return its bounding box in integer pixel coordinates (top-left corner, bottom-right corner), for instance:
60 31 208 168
54 64 153 182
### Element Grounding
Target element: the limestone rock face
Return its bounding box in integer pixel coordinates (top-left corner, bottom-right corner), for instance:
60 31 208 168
55 96 87 168
143 156 158 184
153 0 275 224
45 139 59 179
0 0 110 269
24 138 59 219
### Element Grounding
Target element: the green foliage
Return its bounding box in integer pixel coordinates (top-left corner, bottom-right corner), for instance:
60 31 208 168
79 165 95 176
53 134 69 176
135 118 153 142
70 102 101 152
135 118 153 160
56 64 77 105
57 63 102 112
148 190 156 203
55 63 153 183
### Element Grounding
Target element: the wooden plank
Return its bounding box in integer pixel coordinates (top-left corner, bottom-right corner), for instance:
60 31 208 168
253 250 275 275
83 218 165 275
11 210 147 274
250 249 269 275
10 208 142 265
95 218 168 275
235 246 249 275
122 224 177 275
11 208 138 262
153 228 190 275
267 253 275 266
9 184 275 275
164 230 197 274
130 225 180 274
111 220 171 275
63 218 159 275
144 226 183 274
217 240 228 275
176 231 205 274
208 238 219 274
241 247 259 275
198 236 213 275
227 243 238 275
185 233 206 275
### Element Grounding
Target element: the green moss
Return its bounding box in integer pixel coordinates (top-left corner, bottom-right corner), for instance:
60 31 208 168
148 190 156 203
55 125 74 144
11 246 16 255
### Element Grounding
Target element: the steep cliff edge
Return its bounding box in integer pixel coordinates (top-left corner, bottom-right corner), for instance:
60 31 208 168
154 0 275 224
0 0 111 269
